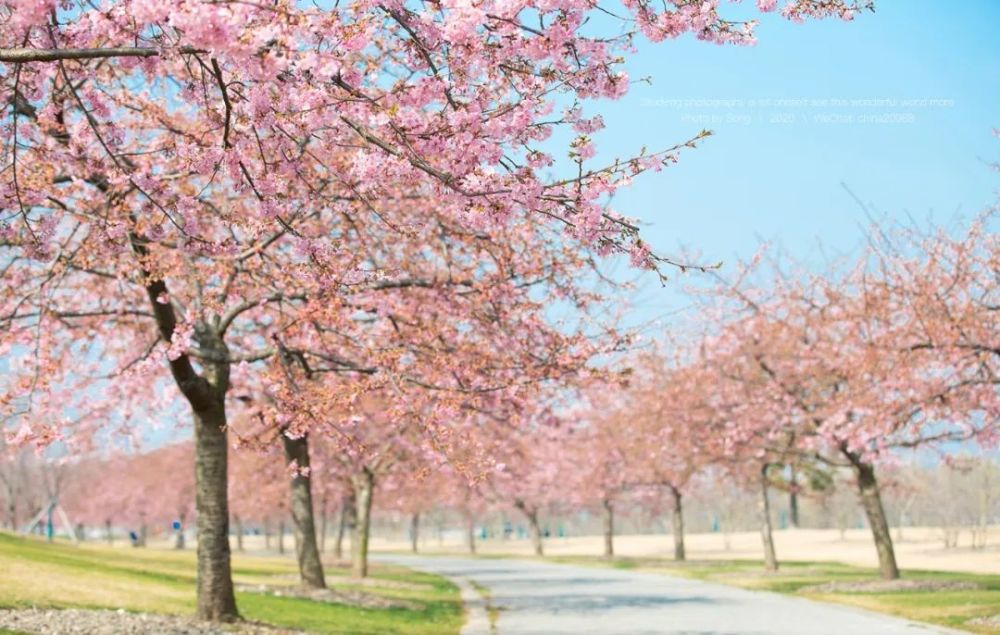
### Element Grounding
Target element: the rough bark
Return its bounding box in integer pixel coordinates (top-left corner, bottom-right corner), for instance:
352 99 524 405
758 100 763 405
759 464 779 572
281 433 326 588
602 498 614 559
278 519 285 555
669 486 686 561
848 453 900 580
410 512 420 553
352 469 375 578
193 401 238 621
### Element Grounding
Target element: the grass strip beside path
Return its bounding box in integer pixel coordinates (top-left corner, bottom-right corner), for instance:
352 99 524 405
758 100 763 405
0 532 462 635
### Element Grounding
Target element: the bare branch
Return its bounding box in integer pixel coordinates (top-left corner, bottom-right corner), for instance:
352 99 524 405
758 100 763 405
0 46 202 63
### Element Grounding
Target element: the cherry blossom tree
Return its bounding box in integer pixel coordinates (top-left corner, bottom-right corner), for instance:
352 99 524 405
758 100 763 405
227 433 291 553
0 440 43 530
379 466 455 554
564 379 648 559
701 213 998 579
60 443 196 547
484 411 579 557
611 349 723 562
438 356 739 561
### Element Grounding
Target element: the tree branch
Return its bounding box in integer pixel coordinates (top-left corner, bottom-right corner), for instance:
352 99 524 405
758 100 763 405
0 46 202 63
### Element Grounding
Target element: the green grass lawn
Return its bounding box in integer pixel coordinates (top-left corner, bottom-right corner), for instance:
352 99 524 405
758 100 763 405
0 532 463 634
544 555 1000 634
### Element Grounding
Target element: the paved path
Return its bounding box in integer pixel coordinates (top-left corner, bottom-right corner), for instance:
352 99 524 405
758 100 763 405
381 554 960 635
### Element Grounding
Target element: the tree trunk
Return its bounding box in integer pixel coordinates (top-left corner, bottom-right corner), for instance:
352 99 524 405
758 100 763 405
602 498 614 559
193 403 239 621
530 513 544 556
264 519 271 551
234 516 244 552
278 519 285 555
105 519 113 546
139 522 148 547
334 496 350 561
281 433 326 589
669 486 686 561
467 513 477 555
352 468 374 578
789 465 800 529
759 464 779 572
410 512 420 553
976 489 989 550
850 455 900 580
137 240 237 622
520 506 544 556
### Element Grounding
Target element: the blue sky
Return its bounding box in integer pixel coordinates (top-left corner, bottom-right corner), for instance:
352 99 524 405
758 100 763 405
582 0 999 322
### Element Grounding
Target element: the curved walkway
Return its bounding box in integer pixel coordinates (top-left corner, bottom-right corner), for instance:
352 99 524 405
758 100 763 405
381 554 962 635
